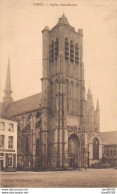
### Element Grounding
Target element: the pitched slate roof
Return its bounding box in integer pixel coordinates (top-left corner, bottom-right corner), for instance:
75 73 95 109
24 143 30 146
4 93 42 117
57 14 70 25
52 14 75 31
100 131 117 145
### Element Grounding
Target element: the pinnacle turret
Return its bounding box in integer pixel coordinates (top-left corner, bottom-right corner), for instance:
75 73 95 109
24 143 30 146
87 85 94 109
87 85 91 95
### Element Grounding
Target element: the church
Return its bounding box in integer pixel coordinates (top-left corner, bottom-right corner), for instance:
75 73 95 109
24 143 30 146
1 14 110 171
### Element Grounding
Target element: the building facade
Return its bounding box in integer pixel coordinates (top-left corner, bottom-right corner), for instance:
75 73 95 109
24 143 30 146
0 118 17 171
101 132 117 167
1 14 105 170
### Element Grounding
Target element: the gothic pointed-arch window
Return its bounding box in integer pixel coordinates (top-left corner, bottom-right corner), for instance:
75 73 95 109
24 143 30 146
93 138 99 159
65 38 69 61
50 40 54 62
75 43 79 65
70 40 74 63
55 38 59 61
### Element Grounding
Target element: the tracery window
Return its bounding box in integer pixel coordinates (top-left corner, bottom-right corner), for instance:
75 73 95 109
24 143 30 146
93 138 99 159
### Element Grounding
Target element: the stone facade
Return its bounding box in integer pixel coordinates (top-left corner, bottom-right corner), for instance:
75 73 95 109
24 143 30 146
1 14 104 170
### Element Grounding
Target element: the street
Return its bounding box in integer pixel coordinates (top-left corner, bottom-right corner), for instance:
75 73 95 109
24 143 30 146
0 168 117 187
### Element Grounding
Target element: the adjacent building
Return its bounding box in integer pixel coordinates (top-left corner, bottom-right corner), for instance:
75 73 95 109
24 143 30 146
0 118 17 171
101 132 117 167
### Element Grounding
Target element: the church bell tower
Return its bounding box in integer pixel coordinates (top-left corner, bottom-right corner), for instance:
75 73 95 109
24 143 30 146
41 14 86 169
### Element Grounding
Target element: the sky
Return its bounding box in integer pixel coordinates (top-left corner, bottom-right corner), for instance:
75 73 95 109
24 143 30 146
0 0 117 132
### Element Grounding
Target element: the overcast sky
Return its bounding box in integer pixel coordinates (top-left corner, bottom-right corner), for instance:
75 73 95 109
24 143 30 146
0 0 117 132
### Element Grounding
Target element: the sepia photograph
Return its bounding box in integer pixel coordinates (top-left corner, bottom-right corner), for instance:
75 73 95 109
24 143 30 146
0 0 117 189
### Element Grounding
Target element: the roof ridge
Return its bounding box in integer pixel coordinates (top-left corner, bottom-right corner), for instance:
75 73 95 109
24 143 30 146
13 92 41 103
101 131 117 133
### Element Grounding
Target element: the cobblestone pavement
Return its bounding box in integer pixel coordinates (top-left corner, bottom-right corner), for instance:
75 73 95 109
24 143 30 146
0 168 117 187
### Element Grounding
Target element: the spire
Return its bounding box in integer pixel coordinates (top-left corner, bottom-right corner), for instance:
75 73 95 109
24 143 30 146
96 99 99 111
5 59 11 91
3 59 13 103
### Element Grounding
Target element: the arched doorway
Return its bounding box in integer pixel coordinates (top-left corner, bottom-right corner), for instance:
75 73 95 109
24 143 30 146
93 137 99 159
68 134 80 168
